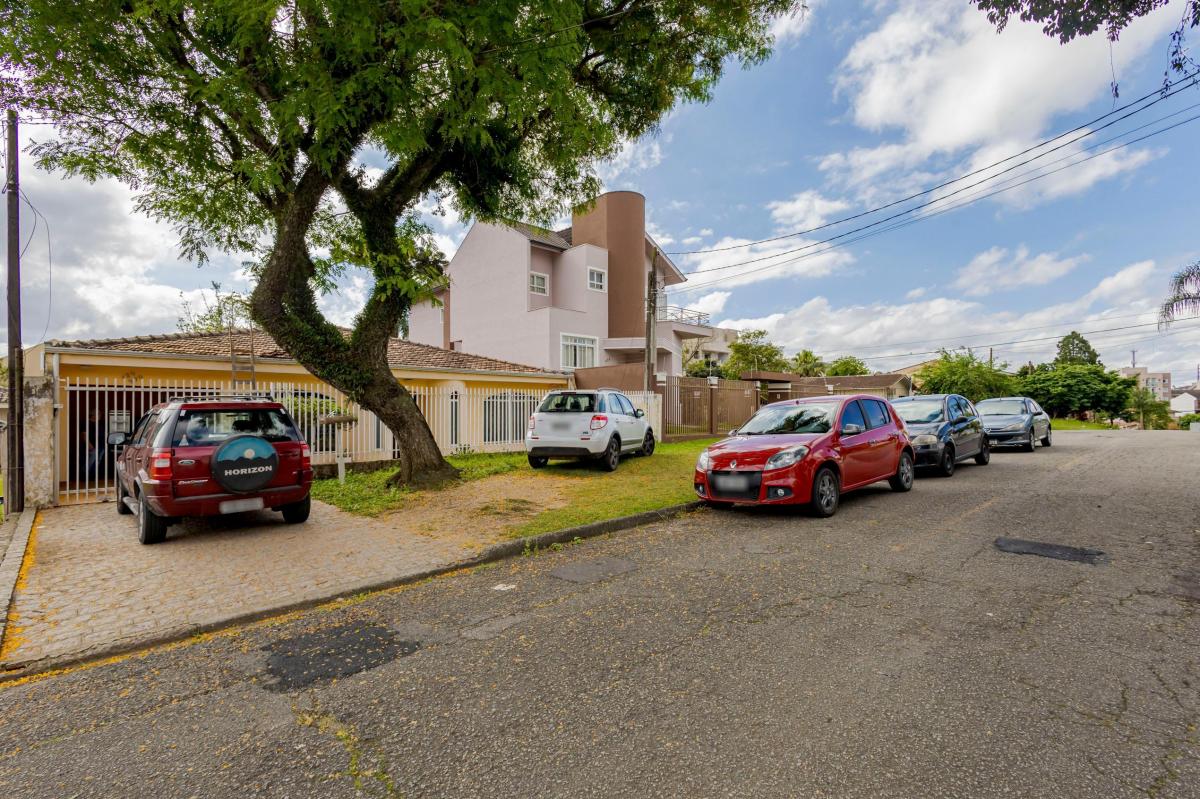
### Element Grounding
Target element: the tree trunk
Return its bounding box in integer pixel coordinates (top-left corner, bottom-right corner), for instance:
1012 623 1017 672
250 171 458 487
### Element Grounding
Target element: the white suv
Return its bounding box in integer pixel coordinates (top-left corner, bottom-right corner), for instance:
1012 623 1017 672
526 389 655 471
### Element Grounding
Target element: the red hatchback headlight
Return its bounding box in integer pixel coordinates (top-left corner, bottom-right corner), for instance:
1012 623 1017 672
765 446 809 470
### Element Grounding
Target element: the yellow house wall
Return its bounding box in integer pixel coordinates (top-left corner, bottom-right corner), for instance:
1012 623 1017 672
49 351 568 487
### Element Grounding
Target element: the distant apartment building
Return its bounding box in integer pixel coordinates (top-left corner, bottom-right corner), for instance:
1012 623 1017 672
406 191 738 375
1119 366 1173 403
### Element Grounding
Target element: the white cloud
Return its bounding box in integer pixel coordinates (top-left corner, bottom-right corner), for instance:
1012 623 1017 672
596 135 666 185
674 235 854 293
686 291 732 316
953 246 1088 296
647 221 675 247
722 260 1197 375
682 236 703 246
771 1 820 44
699 228 714 237
767 190 852 231
905 287 927 300
822 0 1176 206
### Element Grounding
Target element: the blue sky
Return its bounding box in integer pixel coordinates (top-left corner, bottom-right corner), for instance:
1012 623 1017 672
5 0 1199 383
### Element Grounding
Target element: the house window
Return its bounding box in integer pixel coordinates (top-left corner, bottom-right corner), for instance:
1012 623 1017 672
561 334 598 370
588 268 606 292
529 272 549 296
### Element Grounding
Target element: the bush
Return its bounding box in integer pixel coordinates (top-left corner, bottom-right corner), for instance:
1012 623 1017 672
1177 412 1200 428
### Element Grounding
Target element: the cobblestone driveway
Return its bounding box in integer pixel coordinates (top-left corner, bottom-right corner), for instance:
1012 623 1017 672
0 499 484 670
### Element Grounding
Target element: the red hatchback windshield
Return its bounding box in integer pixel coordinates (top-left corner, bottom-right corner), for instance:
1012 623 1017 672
738 401 840 435
170 407 301 447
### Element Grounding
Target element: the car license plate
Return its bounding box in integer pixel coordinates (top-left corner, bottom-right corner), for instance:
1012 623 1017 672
219 497 265 514
551 421 570 431
713 474 752 492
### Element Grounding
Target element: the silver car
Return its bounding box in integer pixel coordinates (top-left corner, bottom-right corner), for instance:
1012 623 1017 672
976 396 1052 451
525 389 655 471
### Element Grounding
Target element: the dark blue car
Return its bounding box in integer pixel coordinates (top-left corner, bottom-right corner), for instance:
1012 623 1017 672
976 396 1052 451
891 394 989 477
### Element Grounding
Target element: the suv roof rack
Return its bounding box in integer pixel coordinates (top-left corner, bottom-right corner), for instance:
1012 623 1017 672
164 393 276 403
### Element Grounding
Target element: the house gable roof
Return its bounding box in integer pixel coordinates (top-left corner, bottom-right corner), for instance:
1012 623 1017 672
46 329 561 376
740 371 913 389
506 221 572 250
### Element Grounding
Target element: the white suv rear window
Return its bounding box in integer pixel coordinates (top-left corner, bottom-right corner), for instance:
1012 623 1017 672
171 408 300 447
538 393 598 413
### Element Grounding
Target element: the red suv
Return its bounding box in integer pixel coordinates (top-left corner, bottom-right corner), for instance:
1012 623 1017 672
109 397 314 544
694 394 915 517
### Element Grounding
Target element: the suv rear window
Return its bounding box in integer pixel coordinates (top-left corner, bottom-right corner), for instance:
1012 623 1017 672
170 408 301 447
538 393 598 413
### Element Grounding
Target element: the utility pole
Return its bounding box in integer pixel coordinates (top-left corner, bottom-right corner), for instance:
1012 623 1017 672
5 109 24 513
644 248 658 392
1131 350 1137 368
988 347 993 367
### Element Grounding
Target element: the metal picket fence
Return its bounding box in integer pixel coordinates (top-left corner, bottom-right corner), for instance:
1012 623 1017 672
55 378 662 505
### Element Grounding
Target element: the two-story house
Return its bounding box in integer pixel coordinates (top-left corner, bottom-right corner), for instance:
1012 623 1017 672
406 191 737 375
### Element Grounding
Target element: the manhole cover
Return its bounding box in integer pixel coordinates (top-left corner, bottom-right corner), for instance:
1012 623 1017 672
264 622 418 691
994 537 1108 565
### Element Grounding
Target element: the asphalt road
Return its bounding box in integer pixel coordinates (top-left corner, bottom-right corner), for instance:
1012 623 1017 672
1 431 1197 798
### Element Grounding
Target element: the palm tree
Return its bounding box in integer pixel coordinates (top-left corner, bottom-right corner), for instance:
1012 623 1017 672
1159 260 1200 327
791 349 826 376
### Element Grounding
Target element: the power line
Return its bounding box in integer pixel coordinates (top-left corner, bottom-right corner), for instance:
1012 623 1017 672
847 309 1171 354
18 189 53 345
673 83 1200 284
670 106 1200 295
669 70 1200 256
849 317 1200 363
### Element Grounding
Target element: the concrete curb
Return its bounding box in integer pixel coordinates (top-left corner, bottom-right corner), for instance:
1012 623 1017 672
0 501 705 681
0 511 35 655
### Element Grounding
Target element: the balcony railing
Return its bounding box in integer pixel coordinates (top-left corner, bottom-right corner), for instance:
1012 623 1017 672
657 305 711 326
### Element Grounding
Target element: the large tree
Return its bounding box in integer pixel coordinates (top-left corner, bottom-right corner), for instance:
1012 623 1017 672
1 0 795 485
720 329 791 379
790 349 826 376
915 350 1016 402
1018 362 1135 420
1053 330 1101 365
825 355 869 376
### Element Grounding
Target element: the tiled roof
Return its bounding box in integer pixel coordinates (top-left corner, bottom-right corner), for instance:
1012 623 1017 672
46 329 559 376
556 226 573 245
740 371 912 389
507 221 572 250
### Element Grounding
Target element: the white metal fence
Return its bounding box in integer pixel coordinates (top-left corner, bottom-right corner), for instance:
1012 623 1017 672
57 378 662 505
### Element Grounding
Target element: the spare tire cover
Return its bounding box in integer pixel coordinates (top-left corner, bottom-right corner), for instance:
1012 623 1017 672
212 435 279 494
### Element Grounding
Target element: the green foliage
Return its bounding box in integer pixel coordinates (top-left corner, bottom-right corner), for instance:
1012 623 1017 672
312 439 713 525
973 0 1192 44
685 359 722 378
914 350 1016 402
178 281 252 334
310 450 528 516
720 330 790 379
790 349 826 376
1 0 797 478
1159 260 1200 327
1128 387 1171 430
1053 331 1100 366
1017 363 1135 420
825 356 870 377
1049 417 1114 431
1178 412 1200 428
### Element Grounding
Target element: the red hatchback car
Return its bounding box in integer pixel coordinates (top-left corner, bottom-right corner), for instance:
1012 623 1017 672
694 394 915 517
110 397 314 544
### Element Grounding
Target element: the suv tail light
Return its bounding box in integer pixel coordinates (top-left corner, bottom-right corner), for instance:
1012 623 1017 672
148 449 173 481
590 414 608 430
300 443 311 469
528 414 536 430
